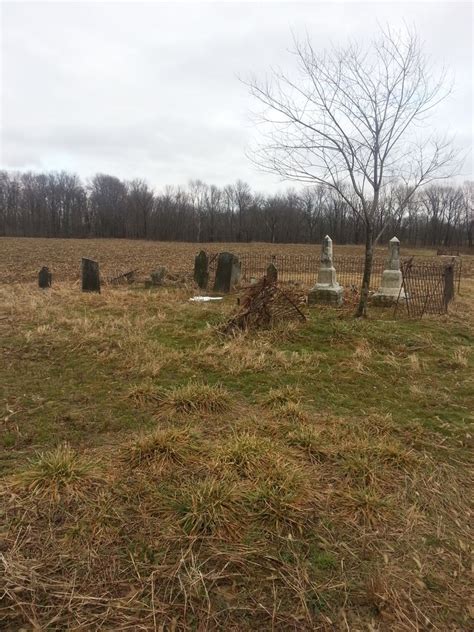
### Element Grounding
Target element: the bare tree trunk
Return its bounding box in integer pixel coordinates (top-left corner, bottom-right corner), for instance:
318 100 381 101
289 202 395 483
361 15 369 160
356 224 373 317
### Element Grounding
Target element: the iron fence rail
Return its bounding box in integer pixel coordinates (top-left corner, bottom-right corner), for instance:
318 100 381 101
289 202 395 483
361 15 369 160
207 251 461 294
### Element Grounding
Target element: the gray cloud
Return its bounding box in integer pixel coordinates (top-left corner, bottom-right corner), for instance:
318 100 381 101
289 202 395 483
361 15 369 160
1 1 472 190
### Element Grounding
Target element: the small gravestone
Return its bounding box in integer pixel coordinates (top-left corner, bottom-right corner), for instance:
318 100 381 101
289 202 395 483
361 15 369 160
38 266 52 288
150 267 166 286
266 263 278 284
213 252 241 293
82 258 100 293
194 250 209 289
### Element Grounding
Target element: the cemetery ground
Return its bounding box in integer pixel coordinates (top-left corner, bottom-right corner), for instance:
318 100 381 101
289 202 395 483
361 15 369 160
1 238 473 631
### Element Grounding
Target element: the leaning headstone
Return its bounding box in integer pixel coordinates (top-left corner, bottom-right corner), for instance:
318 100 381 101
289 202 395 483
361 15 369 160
213 252 241 293
194 250 209 289
266 262 278 284
308 235 343 306
82 258 100 293
38 266 52 289
372 237 405 305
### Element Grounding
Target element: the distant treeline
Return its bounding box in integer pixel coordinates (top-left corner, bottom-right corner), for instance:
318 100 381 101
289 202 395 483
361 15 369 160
1 171 472 247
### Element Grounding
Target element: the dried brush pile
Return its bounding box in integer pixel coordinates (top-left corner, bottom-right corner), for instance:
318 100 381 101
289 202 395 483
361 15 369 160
221 278 306 334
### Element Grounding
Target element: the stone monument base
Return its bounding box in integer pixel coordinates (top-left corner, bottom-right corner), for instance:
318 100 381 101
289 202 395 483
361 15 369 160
372 289 406 306
372 269 405 306
308 284 343 306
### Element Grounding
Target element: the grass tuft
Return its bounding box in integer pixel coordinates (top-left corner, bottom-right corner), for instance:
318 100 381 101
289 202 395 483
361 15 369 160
450 347 469 368
159 381 231 415
11 443 99 501
121 427 193 468
216 431 273 477
171 477 241 536
287 425 333 462
126 381 162 406
273 401 309 424
247 463 309 533
263 385 303 409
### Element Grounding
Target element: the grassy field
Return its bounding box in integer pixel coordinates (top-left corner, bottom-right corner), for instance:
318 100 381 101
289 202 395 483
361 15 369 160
1 238 473 630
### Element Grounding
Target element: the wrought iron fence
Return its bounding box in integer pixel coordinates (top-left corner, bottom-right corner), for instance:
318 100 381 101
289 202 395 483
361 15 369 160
395 259 457 318
207 251 462 294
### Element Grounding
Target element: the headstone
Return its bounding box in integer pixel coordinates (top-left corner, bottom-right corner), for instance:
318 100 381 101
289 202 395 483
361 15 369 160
307 235 343 306
213 252 241 293
194 250 209 289
82 258 100 293
38 266 52 289
372 237 405 305
150 267 166 286
266 263 278 284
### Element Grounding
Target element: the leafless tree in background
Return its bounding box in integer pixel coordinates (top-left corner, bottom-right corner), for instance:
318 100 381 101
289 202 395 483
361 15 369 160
1 170 471 247
247 26 460 315
462 181 473 248
127 179 155 239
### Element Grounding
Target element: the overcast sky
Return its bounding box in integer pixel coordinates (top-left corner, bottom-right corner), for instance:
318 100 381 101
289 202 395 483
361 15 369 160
1 1 472 191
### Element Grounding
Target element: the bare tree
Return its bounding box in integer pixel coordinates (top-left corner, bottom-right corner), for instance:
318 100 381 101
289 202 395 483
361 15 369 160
461 181 473 248
225 180 253 242
246 26 459 315
188 179 208 242
205 184 223 242
300 185 329 243
127 179 155 239
89 174 128 238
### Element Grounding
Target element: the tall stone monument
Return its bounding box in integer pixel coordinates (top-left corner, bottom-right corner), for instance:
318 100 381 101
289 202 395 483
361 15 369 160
308 235 343 306
372 237 404 305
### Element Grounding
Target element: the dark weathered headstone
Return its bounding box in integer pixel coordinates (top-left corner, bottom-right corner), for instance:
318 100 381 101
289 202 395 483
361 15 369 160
38 266 52 288
82 258 100 293
266 263 278 284
213 252 241 293
194 250 209 289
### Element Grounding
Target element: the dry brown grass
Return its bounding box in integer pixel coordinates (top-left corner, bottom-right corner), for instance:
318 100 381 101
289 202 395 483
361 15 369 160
0 249 473 631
